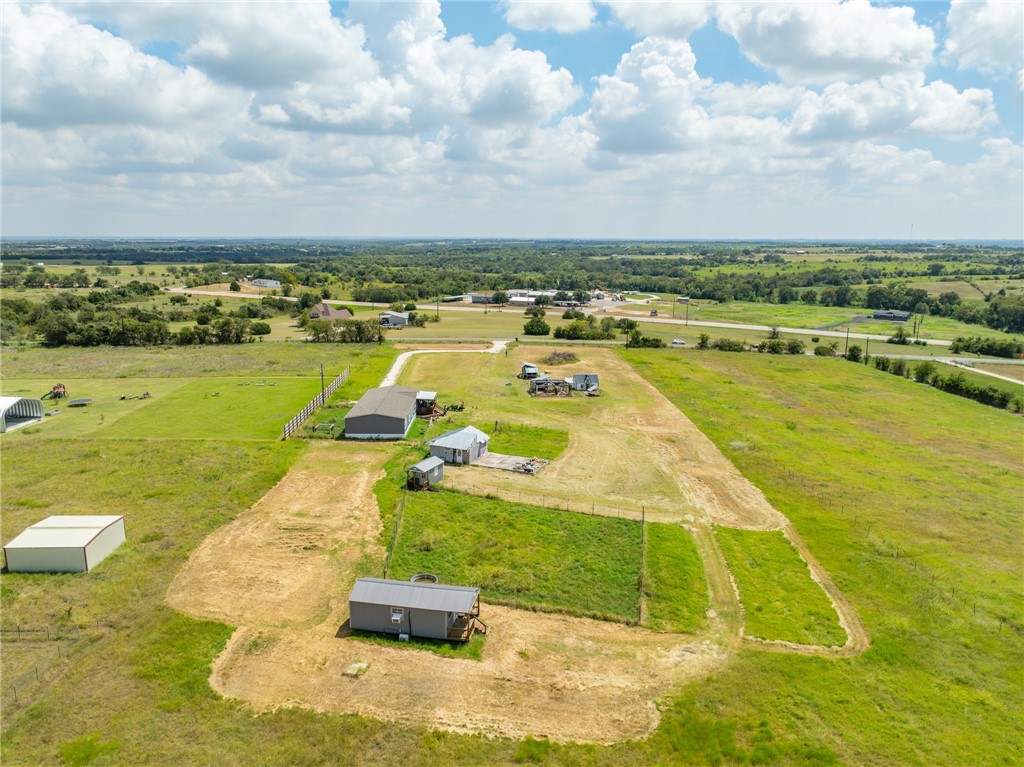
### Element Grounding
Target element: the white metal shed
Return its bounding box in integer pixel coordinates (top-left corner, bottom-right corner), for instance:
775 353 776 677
3 516 126 573
0 396 44 433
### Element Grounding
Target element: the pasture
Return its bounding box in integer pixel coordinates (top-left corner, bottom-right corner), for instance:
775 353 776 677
0 338 1020 766
624 349 1023 766
716 528 845 646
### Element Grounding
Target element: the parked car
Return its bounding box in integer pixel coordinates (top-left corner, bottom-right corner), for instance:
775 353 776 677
671 339 686 346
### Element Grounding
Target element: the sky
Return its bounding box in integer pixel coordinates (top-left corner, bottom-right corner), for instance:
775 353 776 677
2 0 1022 240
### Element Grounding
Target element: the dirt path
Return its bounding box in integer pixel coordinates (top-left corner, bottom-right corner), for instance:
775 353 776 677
380 339 508 386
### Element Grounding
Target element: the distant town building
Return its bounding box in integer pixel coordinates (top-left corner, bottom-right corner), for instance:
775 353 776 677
251 278 281 288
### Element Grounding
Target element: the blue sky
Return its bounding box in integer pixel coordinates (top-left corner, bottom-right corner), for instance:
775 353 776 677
2 1 1022 239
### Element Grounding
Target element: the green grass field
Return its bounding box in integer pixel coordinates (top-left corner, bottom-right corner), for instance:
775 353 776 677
623 349 1023 766
643 522 707 633
387 488 643 622
2 338 1021 766
716 528 845 646
98 378 321 440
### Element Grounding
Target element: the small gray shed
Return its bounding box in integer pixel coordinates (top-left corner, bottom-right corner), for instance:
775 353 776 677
426 425 490 465
348 578 482 641
571 373 600 392
379 311 409 328
406 456 444 489
345 385 418 439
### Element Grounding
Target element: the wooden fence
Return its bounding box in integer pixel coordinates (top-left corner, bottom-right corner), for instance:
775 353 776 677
282 367 350 440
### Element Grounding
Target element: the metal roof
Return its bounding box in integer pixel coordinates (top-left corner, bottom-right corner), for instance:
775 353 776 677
4 516 123 550
427 425 490 451
408 456 444 473
32 516 123 529
346 386 418 420
416 391 437 401
349 578 479 613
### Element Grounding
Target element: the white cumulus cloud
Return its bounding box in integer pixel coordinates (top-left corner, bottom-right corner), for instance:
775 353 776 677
503 0 596 33
715 0 935 84
601 0 711 38
943 0 1023 88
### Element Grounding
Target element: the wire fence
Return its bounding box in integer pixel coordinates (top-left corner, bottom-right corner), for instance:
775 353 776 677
1 623 95 711
282 367 350 439
383 487 407 579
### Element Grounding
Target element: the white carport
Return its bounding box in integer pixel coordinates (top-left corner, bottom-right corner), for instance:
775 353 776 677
3 516 126 573
0 396 44 433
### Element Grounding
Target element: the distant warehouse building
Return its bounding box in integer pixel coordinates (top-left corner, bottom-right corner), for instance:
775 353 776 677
348 577 483 642
344 385 418 439
873 309 912 321
3 516 126 573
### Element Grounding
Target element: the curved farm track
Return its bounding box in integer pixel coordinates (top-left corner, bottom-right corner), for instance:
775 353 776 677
166 343 868 744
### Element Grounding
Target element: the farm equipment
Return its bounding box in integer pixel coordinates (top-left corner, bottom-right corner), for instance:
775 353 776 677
446 400 465 412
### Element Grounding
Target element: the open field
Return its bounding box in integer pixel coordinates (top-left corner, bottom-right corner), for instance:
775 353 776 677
623 349 1023 766
973 363 1024 382
388 488 644 621
643 522 708 634
716 528 846 646
2 337 1021 765
612 298 1020 343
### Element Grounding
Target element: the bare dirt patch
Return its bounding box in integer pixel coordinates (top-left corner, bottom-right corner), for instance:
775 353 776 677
445 348 786 531
166 443 389 629
212 605 727 745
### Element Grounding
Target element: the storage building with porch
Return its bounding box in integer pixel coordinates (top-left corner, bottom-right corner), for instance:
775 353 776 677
348 578 483 641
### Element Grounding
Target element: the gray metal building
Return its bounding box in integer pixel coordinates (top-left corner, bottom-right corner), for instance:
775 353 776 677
345 385 418 439
348 578 482 641
379 311 409 327
426 425 490 465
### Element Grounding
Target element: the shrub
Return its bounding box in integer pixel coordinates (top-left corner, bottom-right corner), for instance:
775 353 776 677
711 338 746 352
250 321 272 336
523 317 550 336
913 361 936 383
786 339 805 355
697 333 710 349
845 345 863 363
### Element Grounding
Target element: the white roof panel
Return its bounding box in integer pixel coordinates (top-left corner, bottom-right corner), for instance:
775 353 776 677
32 516 123 529
5 527 98 549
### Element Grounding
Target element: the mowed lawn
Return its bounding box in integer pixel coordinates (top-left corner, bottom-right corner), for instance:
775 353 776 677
623 348 1023 767
100 378 322 440
388 488 643 621
716 528 845 646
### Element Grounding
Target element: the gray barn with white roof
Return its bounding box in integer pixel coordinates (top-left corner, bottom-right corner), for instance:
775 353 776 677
348 577 482 641
344 385 418 439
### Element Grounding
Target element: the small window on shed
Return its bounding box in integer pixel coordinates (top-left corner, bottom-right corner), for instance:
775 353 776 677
390 608 404 624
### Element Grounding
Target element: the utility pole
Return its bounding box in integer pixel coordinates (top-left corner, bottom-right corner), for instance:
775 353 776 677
320 363 325 404
844 327 850 358
685 300 689 326
864 336 870 363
